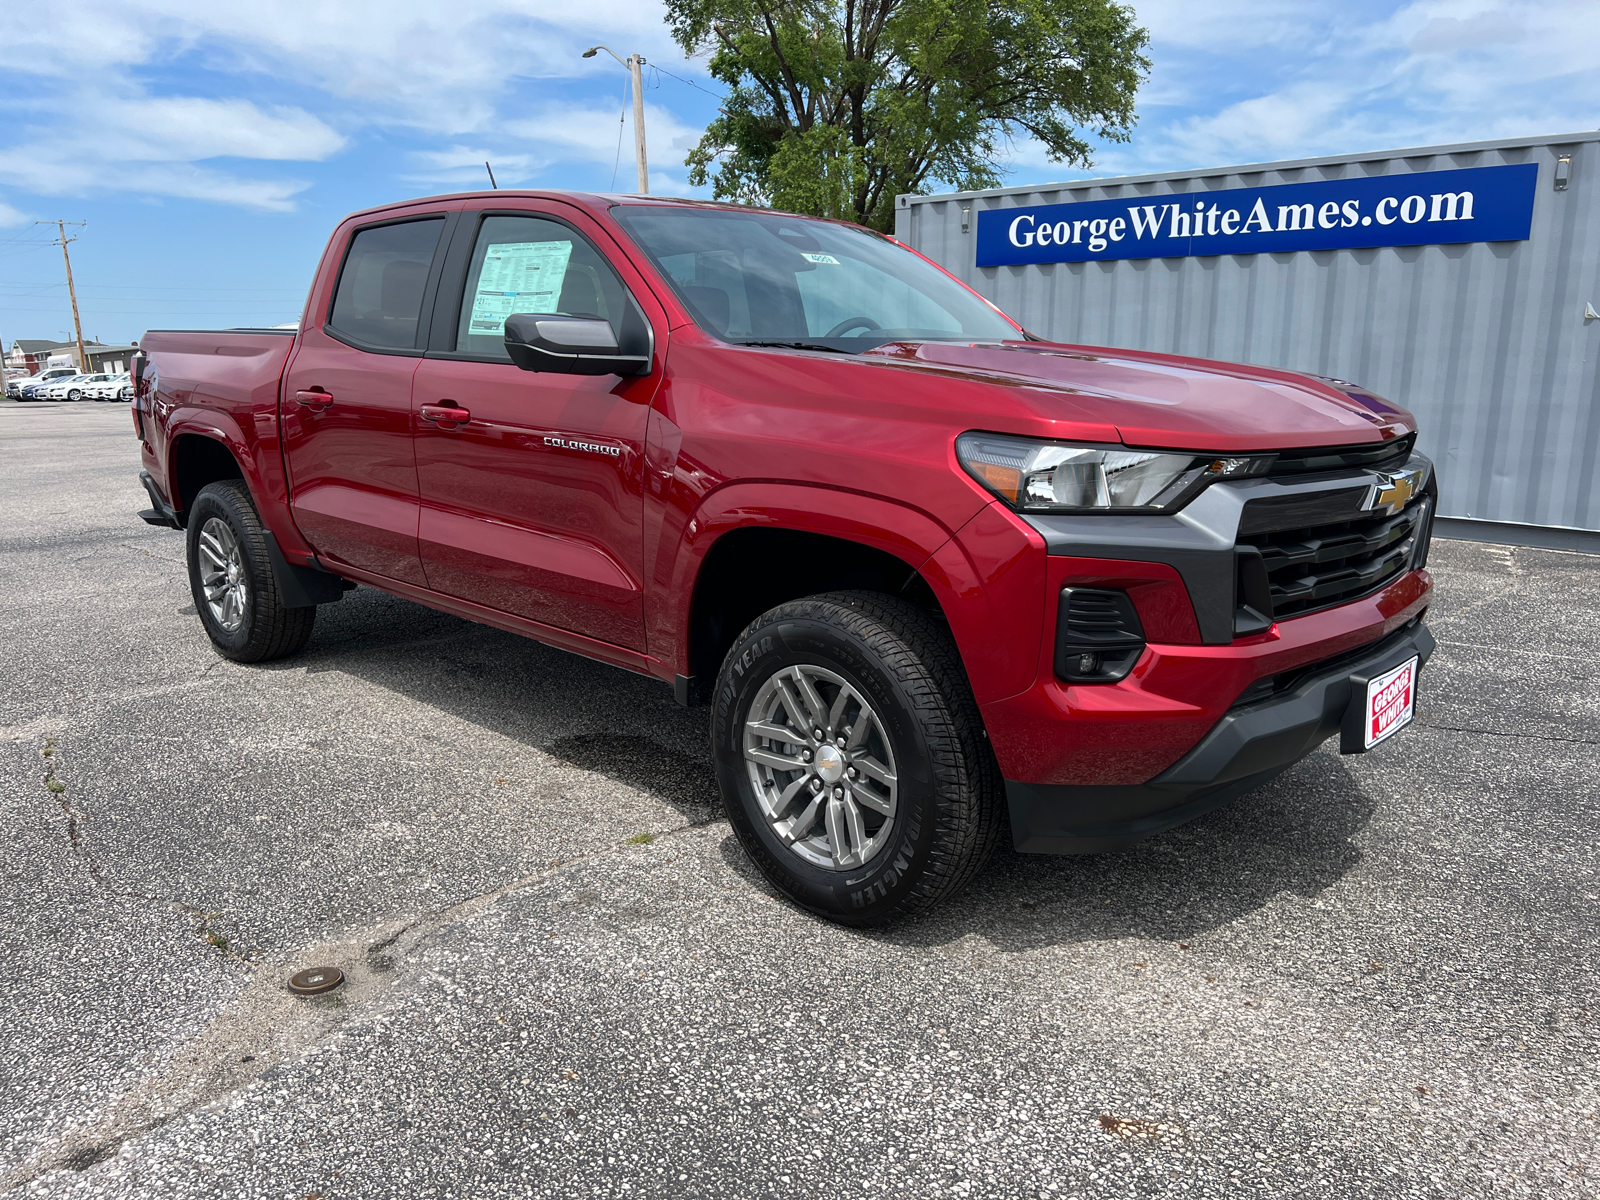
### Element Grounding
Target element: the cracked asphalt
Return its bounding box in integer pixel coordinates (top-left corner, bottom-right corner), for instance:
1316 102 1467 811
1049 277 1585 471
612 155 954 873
2 401 1597 1199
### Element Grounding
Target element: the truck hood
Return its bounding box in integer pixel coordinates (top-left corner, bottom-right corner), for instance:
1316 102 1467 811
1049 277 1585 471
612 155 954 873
863 340 1414 450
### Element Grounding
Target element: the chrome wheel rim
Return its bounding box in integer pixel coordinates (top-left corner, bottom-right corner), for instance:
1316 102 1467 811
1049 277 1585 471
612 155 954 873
197 517 248 633
743 664 898 871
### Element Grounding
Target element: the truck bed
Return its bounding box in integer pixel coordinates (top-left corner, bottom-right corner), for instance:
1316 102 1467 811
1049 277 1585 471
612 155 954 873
140 328 296 414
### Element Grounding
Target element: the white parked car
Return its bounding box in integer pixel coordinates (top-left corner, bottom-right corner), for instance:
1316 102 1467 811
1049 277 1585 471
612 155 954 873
45 373 112 401
35 375 84 400
7 367 78 399
88 372 130 401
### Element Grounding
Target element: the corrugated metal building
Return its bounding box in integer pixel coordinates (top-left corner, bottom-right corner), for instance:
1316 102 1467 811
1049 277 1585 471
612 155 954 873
895 132 1600 549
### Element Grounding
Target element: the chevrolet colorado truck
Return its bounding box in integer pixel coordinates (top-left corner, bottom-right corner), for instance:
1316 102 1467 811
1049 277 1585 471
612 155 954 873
132 191 1436 924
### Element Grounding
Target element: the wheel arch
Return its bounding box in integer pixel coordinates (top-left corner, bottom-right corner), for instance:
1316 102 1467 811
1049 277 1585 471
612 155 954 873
685 526 948 694
168 431 247 524
665 484 975 704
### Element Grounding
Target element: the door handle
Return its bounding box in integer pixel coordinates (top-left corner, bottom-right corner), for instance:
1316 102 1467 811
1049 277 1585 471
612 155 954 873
420 403 471 429
294 389 333 411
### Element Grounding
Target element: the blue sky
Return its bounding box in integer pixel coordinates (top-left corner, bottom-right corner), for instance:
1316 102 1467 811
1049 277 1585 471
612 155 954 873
2 0 1595 346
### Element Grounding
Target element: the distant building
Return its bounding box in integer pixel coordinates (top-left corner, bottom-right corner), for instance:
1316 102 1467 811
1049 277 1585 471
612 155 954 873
80 343 139 373
5 339 72 375
5 338 139 376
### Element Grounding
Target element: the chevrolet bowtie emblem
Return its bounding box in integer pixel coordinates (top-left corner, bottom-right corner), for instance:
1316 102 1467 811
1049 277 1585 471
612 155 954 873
1367 469 1419 515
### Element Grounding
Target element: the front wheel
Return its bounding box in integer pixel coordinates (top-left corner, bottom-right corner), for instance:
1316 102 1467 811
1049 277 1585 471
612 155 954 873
712 592 1004 925
68 389 82 400
185 480 315 662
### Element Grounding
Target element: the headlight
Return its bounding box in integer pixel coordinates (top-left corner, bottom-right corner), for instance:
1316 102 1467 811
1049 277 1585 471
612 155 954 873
956 432 1273 514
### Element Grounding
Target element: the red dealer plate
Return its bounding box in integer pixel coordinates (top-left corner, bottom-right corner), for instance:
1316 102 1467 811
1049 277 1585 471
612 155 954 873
1365 656 1418 749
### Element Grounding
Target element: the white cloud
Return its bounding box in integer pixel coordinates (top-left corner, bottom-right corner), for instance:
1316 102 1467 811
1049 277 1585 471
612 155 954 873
7 158 311 213
1409 12 1522 54
5 0 694 134
106 97 346 162
0 0 717 210
993 0 1600 188
2 89 339 211
0 202 27 226
1131 0 1321 49
505 100 702 190
508 101 699 164
404 147 543 187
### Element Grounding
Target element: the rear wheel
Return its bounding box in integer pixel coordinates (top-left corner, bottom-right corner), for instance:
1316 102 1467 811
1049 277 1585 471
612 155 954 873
68 388 82 400
712 592 1004 925
185 481 315 662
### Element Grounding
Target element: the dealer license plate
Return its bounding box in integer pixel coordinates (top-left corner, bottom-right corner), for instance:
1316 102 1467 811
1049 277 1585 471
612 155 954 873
1364 656 1418 748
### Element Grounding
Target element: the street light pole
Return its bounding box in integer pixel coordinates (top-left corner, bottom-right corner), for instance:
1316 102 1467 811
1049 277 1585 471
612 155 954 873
583 45 648 193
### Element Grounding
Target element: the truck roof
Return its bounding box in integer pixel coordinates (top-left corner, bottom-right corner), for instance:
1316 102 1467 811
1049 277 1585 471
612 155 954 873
334 190 845 228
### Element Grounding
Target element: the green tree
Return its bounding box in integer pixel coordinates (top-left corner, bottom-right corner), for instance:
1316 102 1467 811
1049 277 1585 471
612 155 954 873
667 0 1151 230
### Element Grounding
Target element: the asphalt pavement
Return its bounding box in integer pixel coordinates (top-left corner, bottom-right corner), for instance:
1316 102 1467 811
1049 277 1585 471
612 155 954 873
2 401 1596 1199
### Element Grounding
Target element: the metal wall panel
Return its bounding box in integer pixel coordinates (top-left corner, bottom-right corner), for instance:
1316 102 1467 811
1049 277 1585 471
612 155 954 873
896 133 1600 533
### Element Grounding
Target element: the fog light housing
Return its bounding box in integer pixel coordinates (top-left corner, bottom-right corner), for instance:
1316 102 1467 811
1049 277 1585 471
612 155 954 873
1055 588 1146 683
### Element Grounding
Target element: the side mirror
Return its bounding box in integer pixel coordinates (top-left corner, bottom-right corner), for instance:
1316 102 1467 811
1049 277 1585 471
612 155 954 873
504 307 652 376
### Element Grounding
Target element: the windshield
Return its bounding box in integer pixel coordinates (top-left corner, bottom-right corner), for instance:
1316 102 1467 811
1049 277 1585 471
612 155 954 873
611 205 1019 352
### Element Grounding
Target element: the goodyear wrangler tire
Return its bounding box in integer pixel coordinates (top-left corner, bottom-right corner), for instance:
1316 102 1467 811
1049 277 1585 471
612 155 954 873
712 591 1005 925
185 481 315 663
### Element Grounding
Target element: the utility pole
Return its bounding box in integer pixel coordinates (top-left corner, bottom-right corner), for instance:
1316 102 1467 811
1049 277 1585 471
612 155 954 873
629 54 648 194
583 46 649 193
39 220 89 372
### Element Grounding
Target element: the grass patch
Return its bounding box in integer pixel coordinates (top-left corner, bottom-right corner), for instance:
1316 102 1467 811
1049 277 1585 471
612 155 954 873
625 832 655 846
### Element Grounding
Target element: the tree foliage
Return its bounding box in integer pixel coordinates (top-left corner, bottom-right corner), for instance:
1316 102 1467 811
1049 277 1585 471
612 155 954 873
667 0 1151 229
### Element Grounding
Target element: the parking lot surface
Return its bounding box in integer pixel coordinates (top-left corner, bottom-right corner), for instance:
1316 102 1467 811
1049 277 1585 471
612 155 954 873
2 402 1597 1199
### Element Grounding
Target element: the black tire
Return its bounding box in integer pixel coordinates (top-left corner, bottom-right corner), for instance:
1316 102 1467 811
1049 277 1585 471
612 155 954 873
68 389 82 400
185 480 315 663
712 591 1004 926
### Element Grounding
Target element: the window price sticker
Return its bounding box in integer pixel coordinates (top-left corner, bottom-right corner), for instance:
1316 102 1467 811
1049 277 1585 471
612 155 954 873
468 241 574 335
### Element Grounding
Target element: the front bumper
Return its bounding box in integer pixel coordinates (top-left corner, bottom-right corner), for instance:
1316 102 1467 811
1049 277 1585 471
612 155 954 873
964 447 1437 852
1006 618 1434 853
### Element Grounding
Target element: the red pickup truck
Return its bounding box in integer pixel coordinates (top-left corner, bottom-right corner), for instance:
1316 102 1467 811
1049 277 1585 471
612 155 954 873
133 191 1435 924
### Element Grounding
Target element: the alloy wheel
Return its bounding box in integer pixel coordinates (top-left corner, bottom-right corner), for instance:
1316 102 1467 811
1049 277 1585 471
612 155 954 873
742 664 898 870
197 517 249 633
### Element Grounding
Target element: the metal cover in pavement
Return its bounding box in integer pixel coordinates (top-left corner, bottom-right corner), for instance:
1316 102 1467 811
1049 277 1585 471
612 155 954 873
287 966 344 994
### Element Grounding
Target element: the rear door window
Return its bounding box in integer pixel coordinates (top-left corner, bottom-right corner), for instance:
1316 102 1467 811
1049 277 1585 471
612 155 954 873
328 218 445 350
453 215 630 359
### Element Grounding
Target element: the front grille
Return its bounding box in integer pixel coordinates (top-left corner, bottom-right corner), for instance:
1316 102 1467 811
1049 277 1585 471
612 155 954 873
1267 432 1415 477
1236 487 1430 621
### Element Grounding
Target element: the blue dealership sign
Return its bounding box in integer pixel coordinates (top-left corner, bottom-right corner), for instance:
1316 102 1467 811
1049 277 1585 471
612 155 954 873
975 163 1539 266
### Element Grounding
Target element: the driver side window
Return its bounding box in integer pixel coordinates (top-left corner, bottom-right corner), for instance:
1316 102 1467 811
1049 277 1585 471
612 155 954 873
455 215 630 360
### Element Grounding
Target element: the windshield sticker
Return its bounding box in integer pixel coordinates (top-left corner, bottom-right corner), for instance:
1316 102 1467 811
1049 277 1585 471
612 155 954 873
801 252 841 265
468 240 574 335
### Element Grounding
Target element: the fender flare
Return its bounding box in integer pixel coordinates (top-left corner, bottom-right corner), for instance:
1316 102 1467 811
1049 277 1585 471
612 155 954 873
163 408 253 513
164 407 317 563
165 410 339 606
656 483 1043 704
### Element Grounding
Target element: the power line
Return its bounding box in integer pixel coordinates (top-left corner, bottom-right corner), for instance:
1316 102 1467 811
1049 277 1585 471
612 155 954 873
611 74 628 191
647 62 724 100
